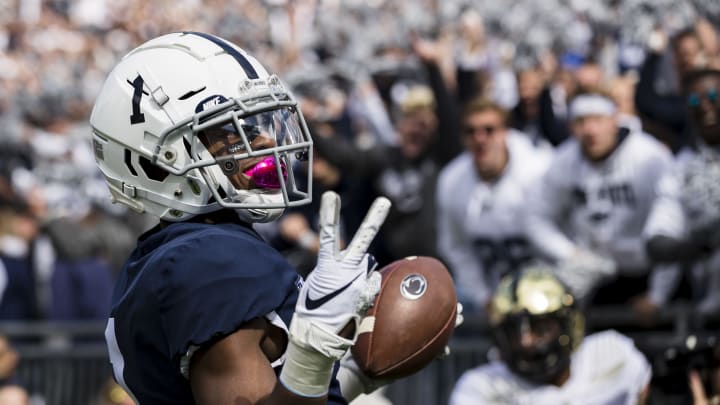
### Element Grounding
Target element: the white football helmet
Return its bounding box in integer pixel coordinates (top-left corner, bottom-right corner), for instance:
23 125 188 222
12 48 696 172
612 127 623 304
90 32 313 223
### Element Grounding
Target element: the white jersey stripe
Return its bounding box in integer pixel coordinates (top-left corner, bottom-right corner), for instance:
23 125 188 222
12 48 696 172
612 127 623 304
105 318 140 404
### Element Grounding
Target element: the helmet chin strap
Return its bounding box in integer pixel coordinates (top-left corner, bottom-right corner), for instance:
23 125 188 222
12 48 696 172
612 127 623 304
235 207 284 223
230 188 286 223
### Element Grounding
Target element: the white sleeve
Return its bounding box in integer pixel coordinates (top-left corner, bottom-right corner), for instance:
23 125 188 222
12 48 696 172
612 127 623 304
449 369 499 405
436 178 490 308
647 263 682 305
611 148 673 271
524 159 577 262
581 331 652 394
0 259 6 305
643 168 687 239
619 335 652 390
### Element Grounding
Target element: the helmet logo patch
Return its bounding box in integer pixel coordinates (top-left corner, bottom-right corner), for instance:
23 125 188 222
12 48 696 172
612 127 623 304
195 95 229 113
400 274 427 300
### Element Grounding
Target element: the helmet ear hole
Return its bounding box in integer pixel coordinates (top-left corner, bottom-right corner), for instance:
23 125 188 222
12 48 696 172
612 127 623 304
139 156 170 182
125 149 139 176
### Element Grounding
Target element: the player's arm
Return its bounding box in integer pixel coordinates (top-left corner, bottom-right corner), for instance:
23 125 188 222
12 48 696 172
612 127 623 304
643 165 704 263
190 318 326 405
523 162 577 261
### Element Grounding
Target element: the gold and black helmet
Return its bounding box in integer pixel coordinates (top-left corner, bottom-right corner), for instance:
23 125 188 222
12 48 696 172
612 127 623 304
488 264 585 384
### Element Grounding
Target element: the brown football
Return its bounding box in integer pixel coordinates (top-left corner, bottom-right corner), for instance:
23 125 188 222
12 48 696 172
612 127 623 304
351 256 457 379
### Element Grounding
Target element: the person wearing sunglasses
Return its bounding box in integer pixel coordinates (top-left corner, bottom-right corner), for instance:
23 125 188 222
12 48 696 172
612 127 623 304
525 89 673 309
436 99 552 314
645 68 720 316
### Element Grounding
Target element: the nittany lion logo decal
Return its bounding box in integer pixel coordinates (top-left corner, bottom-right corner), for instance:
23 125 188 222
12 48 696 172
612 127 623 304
400 274 427 300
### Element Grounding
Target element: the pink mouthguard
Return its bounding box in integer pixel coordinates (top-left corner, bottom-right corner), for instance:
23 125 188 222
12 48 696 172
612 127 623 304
243 156 287 189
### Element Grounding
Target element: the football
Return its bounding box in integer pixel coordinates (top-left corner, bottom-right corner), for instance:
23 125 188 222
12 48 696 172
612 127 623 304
352 256 457 379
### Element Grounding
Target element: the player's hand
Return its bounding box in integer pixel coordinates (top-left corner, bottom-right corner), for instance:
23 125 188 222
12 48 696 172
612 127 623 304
689 369 720 405
338 352 393 398
437 303 464 359
631 294 659 326
647 29 669 53
291 191 391 360
411 36 442 64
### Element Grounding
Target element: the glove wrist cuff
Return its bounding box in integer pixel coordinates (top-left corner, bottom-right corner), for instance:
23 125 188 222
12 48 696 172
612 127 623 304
279 340 335 397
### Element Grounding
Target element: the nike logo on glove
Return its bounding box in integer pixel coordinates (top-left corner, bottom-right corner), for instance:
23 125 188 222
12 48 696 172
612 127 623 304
305 273 363 310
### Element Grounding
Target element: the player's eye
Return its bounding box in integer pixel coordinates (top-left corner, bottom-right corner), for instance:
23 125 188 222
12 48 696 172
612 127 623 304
241 125 261 142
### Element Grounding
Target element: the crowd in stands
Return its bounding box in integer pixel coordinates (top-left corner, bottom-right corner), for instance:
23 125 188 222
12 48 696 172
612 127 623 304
1 0 720 403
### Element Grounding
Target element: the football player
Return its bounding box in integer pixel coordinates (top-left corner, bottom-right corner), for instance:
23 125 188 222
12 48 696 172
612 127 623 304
450 265 651 405
91 32 394 404
525 89 673 304
644 68 720 315
436 99 552 313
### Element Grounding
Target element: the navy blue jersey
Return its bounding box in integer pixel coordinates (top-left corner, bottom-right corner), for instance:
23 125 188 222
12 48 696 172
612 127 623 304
105 220 347 404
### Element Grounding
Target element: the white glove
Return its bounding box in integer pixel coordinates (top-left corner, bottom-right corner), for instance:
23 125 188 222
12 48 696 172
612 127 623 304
555 249 617 301
337 352 392 400
280 191 391 397
291 191 390 357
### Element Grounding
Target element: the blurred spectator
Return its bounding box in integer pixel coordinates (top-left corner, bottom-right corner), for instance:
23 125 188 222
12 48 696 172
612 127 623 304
454 9 499 105
46 215 115 321
450 265 651 405
436 99 552 313
608 73 643 133
314 56 462 264
644 68 720 316
510 68 549 146
0 199 40 321
537 60 605 147
635 24 713 152
697 18 720 68
525 89 673 308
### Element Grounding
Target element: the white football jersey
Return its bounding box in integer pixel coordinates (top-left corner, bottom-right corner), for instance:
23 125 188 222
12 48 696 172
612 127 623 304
526 131 672 274
436 132 552 308
449 330 651 405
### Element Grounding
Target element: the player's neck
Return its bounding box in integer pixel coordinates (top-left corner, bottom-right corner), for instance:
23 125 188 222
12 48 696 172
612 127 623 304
477 146 509 182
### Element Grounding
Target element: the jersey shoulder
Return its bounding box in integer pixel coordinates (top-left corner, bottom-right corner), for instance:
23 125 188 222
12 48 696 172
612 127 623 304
572 330 651 388
142 221 290 283
124 221 299 359
451 361 529 405
438 152 475 189
437 152 476 207
506 132 553 181
623 131 673 163
544 136 583 177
